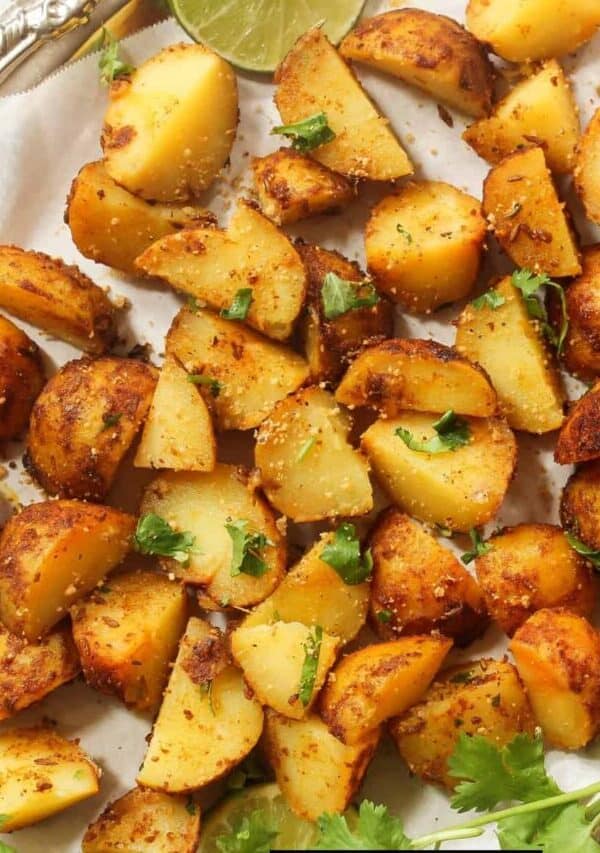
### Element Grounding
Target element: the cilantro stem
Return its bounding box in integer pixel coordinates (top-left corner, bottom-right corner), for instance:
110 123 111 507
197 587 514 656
410 826 483 847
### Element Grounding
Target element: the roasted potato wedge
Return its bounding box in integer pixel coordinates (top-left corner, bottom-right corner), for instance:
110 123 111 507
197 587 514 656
559 245 600 379
576 108 600 225
0 727 100 831
455 276 565 433
340 8 494 117
134 355 216 472
137 618 264 792
0 244 116 353
274 28 412 181
369 509 488 644
390 658 535 788
140 464 285 608
0 499 134 641
482 146 581 277
71 570 187 710
102 43 238 201
26 356 157 500
82 788 200 853
464 60 579 175
264 710 379 821
561 461 600 550
255 386 372 522
66 160 216 276
511 608 600 749
475 524 595 636
136 200 306 342
0 313 44 442
555 382 600 464
362 413 517 532
336 339 497 417
365 182 486 312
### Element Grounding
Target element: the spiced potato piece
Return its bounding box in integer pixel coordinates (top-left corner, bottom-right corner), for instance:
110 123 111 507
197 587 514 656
576 108 600 225
26 356 157 500
340 8 494 117
0 313 44 442
558 245 600 379
561 461 600 551
555 382 600 464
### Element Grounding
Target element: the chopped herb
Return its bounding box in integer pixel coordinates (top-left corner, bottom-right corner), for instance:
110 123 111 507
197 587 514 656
200 680 215 715
272 111 335 152
100 412 122 432
471 290 506 310
0 842 16 853
321 523 373 585
0 815 10 829
133 513 196 564
73 769 85 780
298 625 323 707
226 754 268 791
216 810 277 853
321 272 380 320
461 528 492 564
226 520 273 577
187 374 222 397
565 531 600 569
511 268 568 355
395 409 471 454
220 288 253 321
98 29 135 85
296 436 316 462
317 800 411 850
450 670 475 684
491 694 501 707
396 223 413 243
185 798 197 815
187 295 201 313
377 609 393 623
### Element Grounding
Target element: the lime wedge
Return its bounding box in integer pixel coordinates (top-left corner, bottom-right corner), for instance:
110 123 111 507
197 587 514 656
169 0 366 72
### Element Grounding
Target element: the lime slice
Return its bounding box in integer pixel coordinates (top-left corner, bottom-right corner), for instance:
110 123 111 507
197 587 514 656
169 0 366 72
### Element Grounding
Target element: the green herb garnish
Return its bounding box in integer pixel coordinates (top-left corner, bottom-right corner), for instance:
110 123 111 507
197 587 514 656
395 410 470 454
377 609 393 623
396 224 413 243
565 531 600 569
272 111 335 152
298 625 323 707
296 436 316 462
133 513 196 564
216 810 277 853
511 268 568 355
220 288 253 321
187 374 222 397
321 272 380 320
321 523 373 585
98 29 135 85
100 412 122 432
226 520 273 577
461 528 492 564
471 290 506 310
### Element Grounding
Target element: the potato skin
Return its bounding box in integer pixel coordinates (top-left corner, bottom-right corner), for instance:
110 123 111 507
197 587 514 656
555 382 600 464
576 108 600 226
26 356 157 500
0 313 44 441
369 509 488 644
559 246 600 380
560 461 600 551
474 523 596 636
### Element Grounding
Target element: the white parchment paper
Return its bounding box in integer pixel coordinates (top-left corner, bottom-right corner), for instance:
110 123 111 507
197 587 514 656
1 1 600 849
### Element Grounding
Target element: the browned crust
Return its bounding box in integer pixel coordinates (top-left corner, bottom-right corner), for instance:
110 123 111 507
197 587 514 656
555 383 600 463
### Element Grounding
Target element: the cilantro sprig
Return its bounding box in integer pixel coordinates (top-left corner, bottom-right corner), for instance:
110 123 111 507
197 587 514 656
100 412 122 432
461 528 492 564
565 531 600 569
395 410 471 454
321 523 373 585
133 513 196 563
187 373 222 398
321 272 380 320
216 810 277 853
272 112 335 152
511 268 568 355
98 29 135 85
221 288 253 321
298 625 323 707
471 290 506 310
318 800 412 850
226 520 273 577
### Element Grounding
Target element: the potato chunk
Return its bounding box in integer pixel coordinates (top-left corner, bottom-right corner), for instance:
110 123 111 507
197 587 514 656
134 355 216 472
136 200 306 342
0 500 134 641
555 382 600 464
455 276 565 433
0 314 44 441
482 146 581 277
511 609 600 749
71 570 187 710
140 465 285 608
576 108 600 225
264 710 379 821
66 160 215 276
0 623 79 721
560 245 600 379
336 339 496 417
369 509 488 644
340 8 493 117
137 618 263 792
274 28 412 181
0 245 116 354
561 462 600 550
102 43 238 201
365 182 486 312
255 386 372 522
390 658 534 788
26 356 157 501
0 727 99 831
82 788 200 853
464 61 579 175
362 413 516 532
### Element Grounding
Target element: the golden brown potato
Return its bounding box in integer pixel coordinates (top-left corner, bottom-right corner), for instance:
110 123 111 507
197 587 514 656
0 313 44 442
555 382 600 464
252 148 355 225
390 658 535 788
274 28 413 181
336 339 497 417
475 524 595 636
362 413 517 532
511 608 600 749
136 200 306 342
263 710 379 821
0 244 116 354
365 182 486 312
0 622 79 721
482 146 581 277
166 305 308 431
455 276 565 433
137 618 264 792
576 108 600 225
0 500 134 641
71 570 187 710
340 8 494 117
0 726 100 831
83 788 200 853
369 509 488 644
561 461 600 550
255 386 372 522
466 0 600 62
140 464 285 608
559 246 600 379
464 61 579 175
102 43 238 201
25 356 157 501
66 160 216 276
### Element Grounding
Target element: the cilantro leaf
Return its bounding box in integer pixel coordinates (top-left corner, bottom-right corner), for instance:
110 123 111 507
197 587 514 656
0 815 10 829
565 531 600 569
185 798 197 815
272 111 336 152
296 435 316 462
529 802 600 853
471 290 506 310
216 810 278 853
187 373 222 397
396 224 413 243
227 753 268 791
511 268 568 355
220 288 253 321
461 528 492 564
298 625 323 706
395 410 470 454
98 29 135 85
226 520 273 577
0 843 16 853
317 801 412 850
100 412 122 431
321 272 380 320
321 523 373 585
377 609 392 623
133 513 196 563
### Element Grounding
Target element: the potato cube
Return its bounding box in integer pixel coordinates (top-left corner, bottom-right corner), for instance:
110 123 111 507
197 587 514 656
0 313 44 442
559 246 600 379
555 382 600 464
576 108 600 225
561 461 600 551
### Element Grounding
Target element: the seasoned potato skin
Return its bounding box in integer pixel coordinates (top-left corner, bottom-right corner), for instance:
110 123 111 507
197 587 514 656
0 314 44 441
26 356 157 500
558 245 600 379
369 509 488 644
576 108 600 225
561 461 600 551
555 382 600 464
